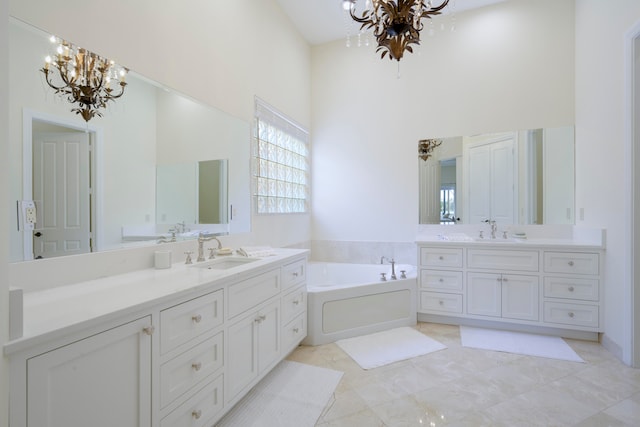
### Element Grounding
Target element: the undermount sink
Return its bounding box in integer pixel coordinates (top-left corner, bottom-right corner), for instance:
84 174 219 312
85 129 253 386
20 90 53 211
191 257 259 270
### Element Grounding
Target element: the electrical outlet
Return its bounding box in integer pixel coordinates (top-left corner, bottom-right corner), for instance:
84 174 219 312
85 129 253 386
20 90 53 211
20 200 37 231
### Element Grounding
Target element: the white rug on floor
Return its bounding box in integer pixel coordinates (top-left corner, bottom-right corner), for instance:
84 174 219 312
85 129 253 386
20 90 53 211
460 326 584 363
335 327 447 370
216 360 343 427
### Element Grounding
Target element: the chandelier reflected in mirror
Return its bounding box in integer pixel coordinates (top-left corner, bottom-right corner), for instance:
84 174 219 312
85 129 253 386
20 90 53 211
418 138 442 161
343 0 450 62
41 36 128 122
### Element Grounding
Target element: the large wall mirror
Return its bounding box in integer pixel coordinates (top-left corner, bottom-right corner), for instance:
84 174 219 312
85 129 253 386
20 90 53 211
419 127 575 226
9 17 251 262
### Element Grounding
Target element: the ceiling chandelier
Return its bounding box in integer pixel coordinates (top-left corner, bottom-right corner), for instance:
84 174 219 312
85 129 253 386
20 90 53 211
41 36 128 122
343 0 450 61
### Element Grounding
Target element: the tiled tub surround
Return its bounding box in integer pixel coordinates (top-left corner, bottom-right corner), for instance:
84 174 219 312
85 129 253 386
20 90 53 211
4 249 308 427
416 226 605 340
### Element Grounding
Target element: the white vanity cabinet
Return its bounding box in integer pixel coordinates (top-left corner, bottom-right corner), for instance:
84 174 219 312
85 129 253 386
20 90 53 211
417 239 604 337
226 299 281 402
26 316 153 427
6 249 309 427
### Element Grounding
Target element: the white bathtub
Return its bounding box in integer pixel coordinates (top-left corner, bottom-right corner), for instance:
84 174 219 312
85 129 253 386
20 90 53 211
302 262 417 346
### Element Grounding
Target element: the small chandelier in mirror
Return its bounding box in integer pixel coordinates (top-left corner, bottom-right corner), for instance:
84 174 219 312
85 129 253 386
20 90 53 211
343 0 450 62
41 36 128 122
418 138 442 161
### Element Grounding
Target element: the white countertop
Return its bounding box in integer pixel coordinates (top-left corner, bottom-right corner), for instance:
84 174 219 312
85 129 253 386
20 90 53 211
4 248 308 356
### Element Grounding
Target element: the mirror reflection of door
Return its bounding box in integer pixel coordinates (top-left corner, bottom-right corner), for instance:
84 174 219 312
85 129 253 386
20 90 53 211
31 123 93 259
440 159 458 223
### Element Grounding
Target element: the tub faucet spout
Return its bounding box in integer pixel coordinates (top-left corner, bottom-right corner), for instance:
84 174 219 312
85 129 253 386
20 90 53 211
390 259 397 280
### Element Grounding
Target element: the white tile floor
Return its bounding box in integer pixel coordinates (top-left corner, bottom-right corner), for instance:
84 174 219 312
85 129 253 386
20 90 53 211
286 322 640 426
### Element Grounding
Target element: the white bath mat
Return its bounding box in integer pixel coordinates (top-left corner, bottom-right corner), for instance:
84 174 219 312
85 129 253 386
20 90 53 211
460 326 584 363
216 360 343 427
336 327 447 370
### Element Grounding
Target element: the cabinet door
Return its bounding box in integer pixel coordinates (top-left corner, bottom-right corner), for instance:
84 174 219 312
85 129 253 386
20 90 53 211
257 300 280 373
501 274 539 321
226 313 258 401
27 317 152 427
467 272 501 317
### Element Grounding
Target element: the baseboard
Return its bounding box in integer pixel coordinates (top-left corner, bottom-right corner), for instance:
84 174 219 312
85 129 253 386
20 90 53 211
601 333 624 361
418 313 600 341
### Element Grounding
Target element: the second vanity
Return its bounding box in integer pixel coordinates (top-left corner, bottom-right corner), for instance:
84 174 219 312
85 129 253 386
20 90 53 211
417 227 605 339
4 248 308 427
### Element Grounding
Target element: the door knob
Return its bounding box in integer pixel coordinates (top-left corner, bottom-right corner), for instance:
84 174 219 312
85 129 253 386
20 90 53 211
34 232 42 237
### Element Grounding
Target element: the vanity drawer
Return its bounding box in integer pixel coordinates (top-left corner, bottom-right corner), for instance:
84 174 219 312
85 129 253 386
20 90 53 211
543 252 599 275
543 301 599 328
228 268 280 319
282 285 306 324
467 249 539 272
420 247 463 268
160 374 224 427
282 259 306 290
160 331 223 408
160 290 223 355
282 313 306 352
420 291 463 314
420 269 463 291
544 277 599 301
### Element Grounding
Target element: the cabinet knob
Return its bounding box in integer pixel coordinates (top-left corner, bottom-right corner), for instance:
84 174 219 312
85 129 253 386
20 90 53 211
293 299 300 305
439 256 444 260
568 286 575 292
439 278 444 282
192 314 202 323
439 300 444 305
568 312 575 318
192 410 202 420
142 326 155 336
293 327 299 333
502 277 508 282
192 362 202 372
568 261 575 267
292 272 299 277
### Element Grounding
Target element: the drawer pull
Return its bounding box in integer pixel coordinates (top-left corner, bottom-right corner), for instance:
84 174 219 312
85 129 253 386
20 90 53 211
255 314 267 323
293 327 299 333
293 299 300 305
439 256 444 260
568 261 575 267
568 286 575 292
192 410 202 420
439 278 444 282
439 300 444 306
502 277 508 282
568 312 575 318
191 362 202 372
292 272 299 277
192 314 202 323
142 326 155 336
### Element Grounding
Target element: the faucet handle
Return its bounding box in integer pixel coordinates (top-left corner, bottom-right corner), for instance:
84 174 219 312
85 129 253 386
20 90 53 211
208 247 216 259
184 251 193 264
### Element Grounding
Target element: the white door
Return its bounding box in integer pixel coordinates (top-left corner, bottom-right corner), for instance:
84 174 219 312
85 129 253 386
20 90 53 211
467 146 492 223
490 139 516 224
419 159 441 224
32 131 91 259
27 317 152 427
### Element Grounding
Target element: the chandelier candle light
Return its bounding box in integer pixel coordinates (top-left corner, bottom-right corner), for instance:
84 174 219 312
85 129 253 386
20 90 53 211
343 0 450 62
41 36 128 122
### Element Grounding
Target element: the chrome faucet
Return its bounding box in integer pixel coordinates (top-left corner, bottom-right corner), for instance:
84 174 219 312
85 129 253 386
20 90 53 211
157 230 176 244
484 219 498 239
380 256 397 280
197 232 222 262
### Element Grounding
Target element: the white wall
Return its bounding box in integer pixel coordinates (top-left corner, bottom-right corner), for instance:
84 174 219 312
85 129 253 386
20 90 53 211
7 0 311 289
310 0 575 243
574 0 640 363
1 0 10 422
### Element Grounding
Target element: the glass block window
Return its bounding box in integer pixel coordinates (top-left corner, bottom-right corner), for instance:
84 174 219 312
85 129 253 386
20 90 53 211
253 98 309 214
